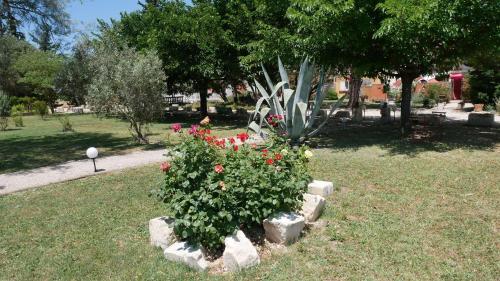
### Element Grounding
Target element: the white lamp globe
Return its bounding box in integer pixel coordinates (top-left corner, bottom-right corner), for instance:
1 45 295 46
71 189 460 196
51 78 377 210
86 147 98 159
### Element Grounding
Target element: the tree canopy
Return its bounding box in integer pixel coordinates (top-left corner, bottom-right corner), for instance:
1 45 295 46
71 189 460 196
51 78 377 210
0 0 70 40
289 0 500 130
87 33 166 143
13 48 63 111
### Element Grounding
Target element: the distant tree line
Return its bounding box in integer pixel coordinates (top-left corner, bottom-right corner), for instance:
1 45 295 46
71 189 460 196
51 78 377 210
0 0 498 131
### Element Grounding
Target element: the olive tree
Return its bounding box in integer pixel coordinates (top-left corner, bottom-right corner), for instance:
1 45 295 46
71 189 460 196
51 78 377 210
87 41 166 144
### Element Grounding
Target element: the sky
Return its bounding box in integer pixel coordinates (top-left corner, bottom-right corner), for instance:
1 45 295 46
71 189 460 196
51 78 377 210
67 0 142 35
23 0 193 52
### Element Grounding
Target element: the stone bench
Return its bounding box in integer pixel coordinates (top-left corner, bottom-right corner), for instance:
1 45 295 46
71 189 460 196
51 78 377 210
468 112 495 127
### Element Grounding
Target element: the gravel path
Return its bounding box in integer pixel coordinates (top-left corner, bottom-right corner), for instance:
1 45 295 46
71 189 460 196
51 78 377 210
0 149 167 196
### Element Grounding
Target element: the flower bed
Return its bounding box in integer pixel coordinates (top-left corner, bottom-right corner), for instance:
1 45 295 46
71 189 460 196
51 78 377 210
153 120 312 251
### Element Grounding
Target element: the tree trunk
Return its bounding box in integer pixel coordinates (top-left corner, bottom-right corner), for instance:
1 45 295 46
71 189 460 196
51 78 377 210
347 75 362 108
199 83 208 117
400 73 417 134
3 0 20 38
130 120 148 144
232 83 239 105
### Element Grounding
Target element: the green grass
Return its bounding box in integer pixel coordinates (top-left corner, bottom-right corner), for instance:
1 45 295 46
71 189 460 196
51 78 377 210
0 114 247 173
0 122 499 280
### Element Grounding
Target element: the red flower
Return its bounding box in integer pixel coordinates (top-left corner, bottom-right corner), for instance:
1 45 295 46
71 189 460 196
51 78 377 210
233 145 239 152
237 132 249 143
266 114 284 127
229 137 236 144
214 164 224 173
171 123 182 133
265 158 274 165
204 135 215 144
261 149 269 157
160 162 171 172
274 153 283 161
215 139 226 148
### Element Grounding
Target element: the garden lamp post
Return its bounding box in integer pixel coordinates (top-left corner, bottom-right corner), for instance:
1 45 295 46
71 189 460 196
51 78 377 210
86 147 99 172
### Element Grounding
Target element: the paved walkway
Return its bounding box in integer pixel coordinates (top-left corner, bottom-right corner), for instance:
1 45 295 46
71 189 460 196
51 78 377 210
0 149 167 196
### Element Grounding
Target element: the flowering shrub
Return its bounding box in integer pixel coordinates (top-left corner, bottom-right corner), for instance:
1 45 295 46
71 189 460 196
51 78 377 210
154 122 311 250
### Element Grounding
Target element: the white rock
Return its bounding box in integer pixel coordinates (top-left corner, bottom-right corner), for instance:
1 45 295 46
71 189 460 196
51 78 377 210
301 193 326 222
223 230 260 272
164 241 209 271
263 212 305 245
308 180 334 197
149 217 176 249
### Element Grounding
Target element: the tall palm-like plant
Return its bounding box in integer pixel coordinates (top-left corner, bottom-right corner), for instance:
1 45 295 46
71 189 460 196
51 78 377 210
249 57 346 145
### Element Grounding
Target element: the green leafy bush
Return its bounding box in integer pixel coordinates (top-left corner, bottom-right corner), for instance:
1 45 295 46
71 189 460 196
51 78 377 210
426 84 449 103
469 68 500 106
326 88 338 100
18 97 35 112
33 100 48 119
154 123 311 250
58 115 73 132
11 104 24 127
411 93 425 105
215 104 233 115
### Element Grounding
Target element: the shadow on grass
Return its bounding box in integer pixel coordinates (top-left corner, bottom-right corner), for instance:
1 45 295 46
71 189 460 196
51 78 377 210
313 119 500 156
158 113 249 130
0 132 138 174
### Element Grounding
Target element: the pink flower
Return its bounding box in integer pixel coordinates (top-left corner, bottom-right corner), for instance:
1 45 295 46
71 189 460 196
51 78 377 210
160 162 171 173
188 124 199 135
171 123 182 133
214 164 224 174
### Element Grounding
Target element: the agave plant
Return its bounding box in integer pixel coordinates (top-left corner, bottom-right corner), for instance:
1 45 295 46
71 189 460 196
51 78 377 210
248 57 346 145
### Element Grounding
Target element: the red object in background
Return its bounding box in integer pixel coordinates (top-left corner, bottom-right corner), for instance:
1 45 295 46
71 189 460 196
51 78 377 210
450 73 463 100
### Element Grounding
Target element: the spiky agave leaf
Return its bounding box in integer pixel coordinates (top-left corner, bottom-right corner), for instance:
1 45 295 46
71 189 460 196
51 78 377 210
278 57 290 90
292 57 314 118
291 102 308 142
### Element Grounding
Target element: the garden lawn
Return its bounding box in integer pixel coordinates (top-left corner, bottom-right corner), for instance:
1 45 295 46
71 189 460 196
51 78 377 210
0 114 247 173
1 123 499 280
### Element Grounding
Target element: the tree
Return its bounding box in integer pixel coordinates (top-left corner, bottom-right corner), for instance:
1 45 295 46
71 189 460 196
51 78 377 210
13 49 63 112
87 37 166 144
374 0 498 131
55 37 93 106
288 0 386 110
0 35 34 95
234 0 299 70
0 0 70 39
116 0 232 116
290 0 499 131
211 0 300 100
30 21 62 51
